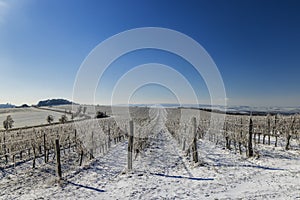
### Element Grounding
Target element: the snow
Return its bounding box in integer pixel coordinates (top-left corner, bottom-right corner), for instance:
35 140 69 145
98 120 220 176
0 107 299 199
0 132 299 199
0 107 72 130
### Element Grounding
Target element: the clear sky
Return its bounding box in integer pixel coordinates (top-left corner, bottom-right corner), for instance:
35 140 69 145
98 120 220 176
0 0 299 106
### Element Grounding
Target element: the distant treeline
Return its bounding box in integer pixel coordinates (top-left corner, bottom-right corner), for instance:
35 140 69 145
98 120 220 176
0 103 15 109
37 99 74 107
179 107 297 116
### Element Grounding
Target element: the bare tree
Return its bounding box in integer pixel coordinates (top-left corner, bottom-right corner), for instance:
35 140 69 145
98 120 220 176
95 111 108 118
46 115 54 124
59 115 68 124
83 107 87 114
3 115 14 130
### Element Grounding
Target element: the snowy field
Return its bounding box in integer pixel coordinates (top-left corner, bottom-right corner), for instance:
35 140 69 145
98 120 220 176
0 106 299 199
0 107 72 130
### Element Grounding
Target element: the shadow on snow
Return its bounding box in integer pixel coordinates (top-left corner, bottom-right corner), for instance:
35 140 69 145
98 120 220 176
150 172 214 181
67 181 105 193
212 163 285 171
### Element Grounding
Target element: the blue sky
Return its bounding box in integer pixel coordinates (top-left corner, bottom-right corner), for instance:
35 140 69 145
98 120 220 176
0 0 299 106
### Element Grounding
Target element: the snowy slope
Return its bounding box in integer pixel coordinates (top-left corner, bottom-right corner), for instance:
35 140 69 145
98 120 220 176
0 107 72 130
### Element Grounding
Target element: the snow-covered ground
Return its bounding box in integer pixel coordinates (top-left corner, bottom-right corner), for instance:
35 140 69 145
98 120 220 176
0 130 299 199
0 107 299 199
0 107 72 130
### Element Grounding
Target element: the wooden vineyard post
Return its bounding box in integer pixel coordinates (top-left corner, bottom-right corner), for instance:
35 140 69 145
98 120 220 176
90 131 94 160
3 131 6 155
182 125 186 151
5 154 8 165
238 118 243 155
182 138 186 151
68 131 71 153
2 131 8 164
233 120 237 152
267 117 271 145
128 120 134 171
32 142 36 169
274 114 278 147
192 117 199 163
225 122 230 150
13 154 15 168
74 129 77 149
248 118 254 157
108 127 111 149
55 139 62 180
43 132 47 163
118 128 121 143
79 149 84 166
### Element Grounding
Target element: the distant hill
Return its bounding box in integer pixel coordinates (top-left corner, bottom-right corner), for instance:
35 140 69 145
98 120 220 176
0 103 15 109
16 104 30 108
37 99 74 107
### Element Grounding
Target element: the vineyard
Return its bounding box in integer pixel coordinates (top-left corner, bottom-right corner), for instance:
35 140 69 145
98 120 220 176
166 110 300 161
0 118 129 169
0 106 299 199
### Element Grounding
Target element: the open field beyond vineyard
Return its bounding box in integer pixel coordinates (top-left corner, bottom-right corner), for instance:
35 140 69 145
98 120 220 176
0 107 73 131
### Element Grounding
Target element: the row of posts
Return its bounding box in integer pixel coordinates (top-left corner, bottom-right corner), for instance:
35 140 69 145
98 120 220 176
54 120 135 181
55 118 201 180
